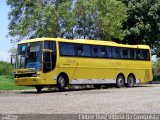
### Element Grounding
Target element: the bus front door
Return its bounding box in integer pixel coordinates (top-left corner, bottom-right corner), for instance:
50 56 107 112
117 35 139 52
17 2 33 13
43 51 53 73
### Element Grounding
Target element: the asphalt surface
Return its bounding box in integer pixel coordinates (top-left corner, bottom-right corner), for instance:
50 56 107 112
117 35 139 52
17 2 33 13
0 84 160 119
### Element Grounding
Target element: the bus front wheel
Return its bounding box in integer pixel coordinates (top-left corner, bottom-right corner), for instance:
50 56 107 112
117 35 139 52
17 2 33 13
57 75 66 91
126 75 135 87
35 86 43 93
116 75 125 88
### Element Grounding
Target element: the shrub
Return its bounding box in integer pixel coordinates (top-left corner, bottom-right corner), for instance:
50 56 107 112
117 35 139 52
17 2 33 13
0 61 14 75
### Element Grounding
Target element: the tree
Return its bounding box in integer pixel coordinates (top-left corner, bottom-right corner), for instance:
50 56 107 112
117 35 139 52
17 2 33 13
7 0 72 42
121 0 160 46
96 0 128 41
7 0 127 42
57 0 76 39
73 0 127 41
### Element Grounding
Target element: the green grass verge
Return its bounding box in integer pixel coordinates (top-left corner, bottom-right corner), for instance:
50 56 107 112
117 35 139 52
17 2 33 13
0 75 33 90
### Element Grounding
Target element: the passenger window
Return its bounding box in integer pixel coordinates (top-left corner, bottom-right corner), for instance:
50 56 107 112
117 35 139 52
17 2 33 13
76 44 92 57
129 49 136 59
83 45 92 57
142 49 150 60
77 45 83 56
106 47 112 58
92 46 99 57
122 48 129 59
112 47 121 59
100 47 106 57
136 50 144 60
59 43 76 56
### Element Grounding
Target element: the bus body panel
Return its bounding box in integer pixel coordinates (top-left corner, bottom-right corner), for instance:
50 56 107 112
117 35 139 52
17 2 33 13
72 58 117 80
14 38 153 87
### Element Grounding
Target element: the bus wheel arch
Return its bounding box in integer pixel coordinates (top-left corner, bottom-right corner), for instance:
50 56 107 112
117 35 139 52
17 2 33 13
126 73 136 87
57 72 69 91
116 73 125 88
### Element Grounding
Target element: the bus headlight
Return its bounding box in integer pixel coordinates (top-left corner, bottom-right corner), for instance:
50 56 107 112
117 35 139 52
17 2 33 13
32 74 40 77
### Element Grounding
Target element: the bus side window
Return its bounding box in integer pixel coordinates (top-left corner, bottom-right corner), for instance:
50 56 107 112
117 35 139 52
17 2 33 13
100 46 106 58
136 50 140 59
137 50 144 60
76 45 83 56
106 47 112 58
60 43 76 56
112 47 121 59
122 48 129 59
83 45 92 57
76 44 92 57
142 49 150 60
92 46 99 57
129 49 136 59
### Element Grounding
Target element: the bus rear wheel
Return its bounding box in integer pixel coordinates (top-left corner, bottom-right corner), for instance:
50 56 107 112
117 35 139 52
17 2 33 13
57 75 66 91
116 75 125 88
126 75 135 87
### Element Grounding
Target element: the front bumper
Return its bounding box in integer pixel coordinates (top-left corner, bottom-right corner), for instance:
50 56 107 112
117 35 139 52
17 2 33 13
14 77 42 86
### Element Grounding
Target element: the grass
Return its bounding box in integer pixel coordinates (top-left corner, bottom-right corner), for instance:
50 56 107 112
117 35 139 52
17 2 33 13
0 75 32 90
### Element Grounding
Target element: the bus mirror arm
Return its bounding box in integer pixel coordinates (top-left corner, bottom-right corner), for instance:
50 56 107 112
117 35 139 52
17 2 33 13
43 49 53 52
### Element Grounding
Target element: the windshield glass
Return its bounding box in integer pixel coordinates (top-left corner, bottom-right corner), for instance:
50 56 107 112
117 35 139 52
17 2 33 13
17 42 42 70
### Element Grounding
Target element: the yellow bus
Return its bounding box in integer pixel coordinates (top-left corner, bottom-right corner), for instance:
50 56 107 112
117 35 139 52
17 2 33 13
13 38 153 92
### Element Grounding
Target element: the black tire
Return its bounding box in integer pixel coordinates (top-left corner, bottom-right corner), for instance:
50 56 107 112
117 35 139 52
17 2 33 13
57 75 66 91
126 75 135 87
93 84 101 89
35 86 43 93
116 75 125 88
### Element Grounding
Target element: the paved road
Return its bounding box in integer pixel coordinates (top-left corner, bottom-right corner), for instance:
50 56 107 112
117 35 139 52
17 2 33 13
0 84 160 115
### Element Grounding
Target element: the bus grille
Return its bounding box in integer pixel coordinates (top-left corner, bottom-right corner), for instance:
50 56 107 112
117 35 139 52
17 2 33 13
14 73 35 78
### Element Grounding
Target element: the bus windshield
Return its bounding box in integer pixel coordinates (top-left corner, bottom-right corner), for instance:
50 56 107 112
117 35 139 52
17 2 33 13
17 42 42 70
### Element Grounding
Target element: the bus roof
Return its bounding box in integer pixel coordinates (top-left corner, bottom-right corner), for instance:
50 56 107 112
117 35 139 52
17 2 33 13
18 38 150 49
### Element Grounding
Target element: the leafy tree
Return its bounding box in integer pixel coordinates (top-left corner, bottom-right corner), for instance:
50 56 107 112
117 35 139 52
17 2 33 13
7 0 71 42
96 0 128 41
72 0 97 39
7 0 127 42
57 0 76 39
121 0 160 46
73 0 127 41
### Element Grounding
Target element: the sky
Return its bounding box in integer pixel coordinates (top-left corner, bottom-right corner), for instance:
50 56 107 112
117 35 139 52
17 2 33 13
0 0 12 62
